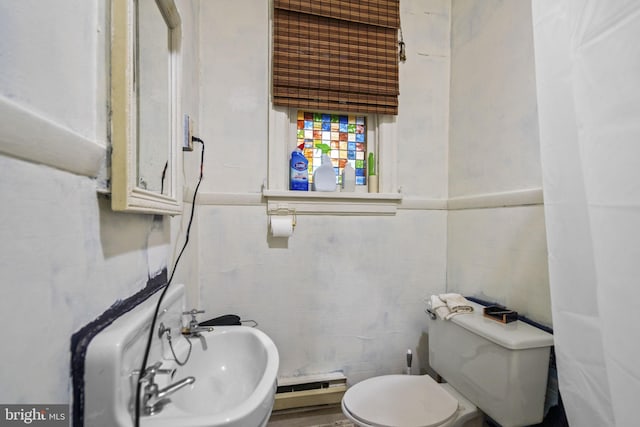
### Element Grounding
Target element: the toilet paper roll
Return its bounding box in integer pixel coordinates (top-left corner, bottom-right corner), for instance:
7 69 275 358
270 216 293 237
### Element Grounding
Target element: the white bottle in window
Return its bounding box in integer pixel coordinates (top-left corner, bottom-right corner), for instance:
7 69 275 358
341 162 356 192
313 144 336 192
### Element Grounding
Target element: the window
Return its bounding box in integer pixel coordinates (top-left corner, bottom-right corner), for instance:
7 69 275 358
297 111 368 186
272 0 400 115
267 1 402 214
266 106 401 214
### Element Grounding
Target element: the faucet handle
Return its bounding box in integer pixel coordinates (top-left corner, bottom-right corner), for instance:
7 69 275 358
182 309 205 316
182 309 205 328
136 361 175 383
137 361 163 382
146 361 163 374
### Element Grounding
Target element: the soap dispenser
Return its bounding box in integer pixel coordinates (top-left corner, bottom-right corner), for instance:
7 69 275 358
341 162 356 192
313 143 336 192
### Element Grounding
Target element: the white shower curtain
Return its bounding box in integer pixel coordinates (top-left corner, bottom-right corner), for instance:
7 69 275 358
531 1 640 426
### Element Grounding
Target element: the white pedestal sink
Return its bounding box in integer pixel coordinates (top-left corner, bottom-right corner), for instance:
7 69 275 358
84 284 279 427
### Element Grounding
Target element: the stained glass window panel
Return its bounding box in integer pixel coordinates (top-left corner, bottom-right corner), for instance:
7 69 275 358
296 111 367 185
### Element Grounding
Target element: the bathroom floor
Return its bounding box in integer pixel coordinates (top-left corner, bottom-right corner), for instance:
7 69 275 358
267 404 495 427
267 405 354 427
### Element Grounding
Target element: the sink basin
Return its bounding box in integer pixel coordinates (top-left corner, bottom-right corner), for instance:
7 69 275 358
84 284 279 427
144 327 278 427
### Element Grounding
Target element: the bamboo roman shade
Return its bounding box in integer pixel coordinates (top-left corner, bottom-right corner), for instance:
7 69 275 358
273 0 400 115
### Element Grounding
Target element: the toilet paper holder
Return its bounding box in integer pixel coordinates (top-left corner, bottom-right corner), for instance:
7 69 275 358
267 206 297 236
268 206 297 224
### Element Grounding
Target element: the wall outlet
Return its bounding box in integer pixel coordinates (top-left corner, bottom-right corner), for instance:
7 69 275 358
183 114 194 151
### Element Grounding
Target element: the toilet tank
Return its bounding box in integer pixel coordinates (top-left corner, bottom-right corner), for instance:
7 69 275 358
428 301 553 427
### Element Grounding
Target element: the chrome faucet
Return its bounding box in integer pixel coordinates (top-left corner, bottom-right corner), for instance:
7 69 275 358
181 309 214 336
181 309 213 351
139 361 195 416
156 376 195 400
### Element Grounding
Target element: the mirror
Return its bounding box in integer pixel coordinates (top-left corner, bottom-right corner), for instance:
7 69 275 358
137 0 170 195
110 0 182 215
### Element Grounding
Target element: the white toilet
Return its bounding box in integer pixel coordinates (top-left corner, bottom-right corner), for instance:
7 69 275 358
342 300 554 427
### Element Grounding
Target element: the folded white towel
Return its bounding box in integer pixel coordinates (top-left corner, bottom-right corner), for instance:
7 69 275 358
429 295 450 319
438 293 474 319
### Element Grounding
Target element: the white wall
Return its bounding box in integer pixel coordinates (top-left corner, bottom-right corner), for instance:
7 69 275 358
0 0 200 405
449 0 542 197
198 207 447 381
195 0 451 382
397 0 451 199
0 0 103 139
447 0 551 325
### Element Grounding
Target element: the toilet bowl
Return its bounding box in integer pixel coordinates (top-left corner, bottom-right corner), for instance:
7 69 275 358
341 374 481 427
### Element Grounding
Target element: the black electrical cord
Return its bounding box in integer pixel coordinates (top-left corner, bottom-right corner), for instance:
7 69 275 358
134 137 205 427
160 160 168 194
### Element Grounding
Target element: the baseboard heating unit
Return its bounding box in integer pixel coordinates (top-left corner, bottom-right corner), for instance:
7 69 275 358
274 372 347 411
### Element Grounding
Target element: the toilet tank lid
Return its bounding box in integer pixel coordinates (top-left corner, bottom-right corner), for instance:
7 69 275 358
450 301 554 350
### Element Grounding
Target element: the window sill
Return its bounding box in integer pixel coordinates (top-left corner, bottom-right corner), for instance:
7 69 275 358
263 189 402 215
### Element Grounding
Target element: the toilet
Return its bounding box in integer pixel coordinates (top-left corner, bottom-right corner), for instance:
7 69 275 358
341 300 554 427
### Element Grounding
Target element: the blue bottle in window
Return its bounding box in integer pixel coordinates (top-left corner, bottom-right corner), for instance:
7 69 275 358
290 143 309 191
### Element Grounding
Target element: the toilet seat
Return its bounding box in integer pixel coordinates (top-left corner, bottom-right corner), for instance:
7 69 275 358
342 375 459 427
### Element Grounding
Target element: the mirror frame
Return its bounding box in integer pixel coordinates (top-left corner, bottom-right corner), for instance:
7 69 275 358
110 0 182 215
